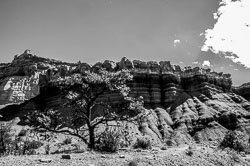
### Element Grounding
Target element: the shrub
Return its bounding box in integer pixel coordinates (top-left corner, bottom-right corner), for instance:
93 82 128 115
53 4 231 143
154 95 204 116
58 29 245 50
119 124 134 148
26 140 43 150
165 139 174 146
18 129 27 137
133 136 152 149
185 144 196 156
0 122 13 155
96 127 121 153
128 158 141 166
63 137 72 145
12 138 43 155
0 122 44 156
220 130 250 153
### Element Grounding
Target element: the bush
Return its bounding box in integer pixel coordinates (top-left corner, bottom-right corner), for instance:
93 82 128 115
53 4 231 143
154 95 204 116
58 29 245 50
11 138 43 155
96 127 121 153
128 158 141 166
26 140 43 150
133 136 152 149
185 144 196 156
18 129 27 137
0 122 44 156
0 122 13 155
220 130 250 153
63 137 72 145
119 124 134 148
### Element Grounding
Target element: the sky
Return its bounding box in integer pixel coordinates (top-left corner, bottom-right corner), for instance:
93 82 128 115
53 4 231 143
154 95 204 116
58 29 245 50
0 0 249 85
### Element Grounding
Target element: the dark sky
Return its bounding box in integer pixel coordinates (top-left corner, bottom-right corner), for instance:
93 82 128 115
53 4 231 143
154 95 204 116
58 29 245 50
0 0 249 85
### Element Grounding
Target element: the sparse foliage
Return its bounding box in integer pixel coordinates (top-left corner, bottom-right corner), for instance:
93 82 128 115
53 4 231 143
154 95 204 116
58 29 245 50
95 127 121 153
119 123 134 147
0 122 13 155
63 137 72 145
220 130 250 153
15 138 43 155
133 136 152 149
26 68 144 149
185 144 196 156
0 124 43 156
18 129 27 137
128 158 141 166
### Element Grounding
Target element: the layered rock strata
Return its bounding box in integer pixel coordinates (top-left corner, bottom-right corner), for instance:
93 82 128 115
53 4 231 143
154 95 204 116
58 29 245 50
1 52 250 145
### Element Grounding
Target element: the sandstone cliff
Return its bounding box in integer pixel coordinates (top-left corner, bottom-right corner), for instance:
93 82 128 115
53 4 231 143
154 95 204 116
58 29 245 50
0 50 76 107
0 51 250 145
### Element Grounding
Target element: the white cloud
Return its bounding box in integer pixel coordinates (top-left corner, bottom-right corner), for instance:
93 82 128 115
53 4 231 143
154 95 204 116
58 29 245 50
202 0 250 68
173 39 180 47
202 60 211 67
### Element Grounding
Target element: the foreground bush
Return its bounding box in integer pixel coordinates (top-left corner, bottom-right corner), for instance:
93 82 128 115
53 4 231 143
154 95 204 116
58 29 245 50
0 122 13 155
185 144 196 156
220 130 250 153
10 137 44 155
133 136 152 149
18 129 27 137
128 158 142 166
63 137 72 145
0 122 44 156
95 128 121 153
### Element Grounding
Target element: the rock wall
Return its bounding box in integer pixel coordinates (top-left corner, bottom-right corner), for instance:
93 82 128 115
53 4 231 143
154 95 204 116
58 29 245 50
1 52 250 145
233 83 250 102
0 51 76 107
0 75 40 105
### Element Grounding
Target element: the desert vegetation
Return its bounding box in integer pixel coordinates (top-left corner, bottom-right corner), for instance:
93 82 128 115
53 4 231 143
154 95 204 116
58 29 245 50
0 122 44 156
24 68 144 150
219 130 250 154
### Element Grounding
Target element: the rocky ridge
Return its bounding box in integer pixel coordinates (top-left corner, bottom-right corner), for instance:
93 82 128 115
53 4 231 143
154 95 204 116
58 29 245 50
0 51 250 145
233 83 250 102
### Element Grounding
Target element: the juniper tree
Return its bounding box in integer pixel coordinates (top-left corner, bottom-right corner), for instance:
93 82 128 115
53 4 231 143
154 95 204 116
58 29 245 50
27 68 143 149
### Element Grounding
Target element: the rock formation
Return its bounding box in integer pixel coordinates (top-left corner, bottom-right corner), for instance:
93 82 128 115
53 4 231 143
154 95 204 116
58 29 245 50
0 51 250 145
0 51 76 107
233 82 250 102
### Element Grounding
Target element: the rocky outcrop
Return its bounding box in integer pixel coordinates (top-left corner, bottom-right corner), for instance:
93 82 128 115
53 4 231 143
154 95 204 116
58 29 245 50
0 50 76 107
0 75 40 105
233 82 250 102
1 51 250 145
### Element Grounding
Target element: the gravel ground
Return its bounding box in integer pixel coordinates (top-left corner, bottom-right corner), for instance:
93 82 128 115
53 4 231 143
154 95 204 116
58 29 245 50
0 145 250 166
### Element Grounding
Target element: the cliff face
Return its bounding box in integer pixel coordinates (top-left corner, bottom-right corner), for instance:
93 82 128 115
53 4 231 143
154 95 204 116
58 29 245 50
0 51 76 107
1 52 250 145
233 83 250 102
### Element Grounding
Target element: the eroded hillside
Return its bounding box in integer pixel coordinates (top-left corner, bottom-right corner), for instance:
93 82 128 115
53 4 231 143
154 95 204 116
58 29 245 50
0 50 250 145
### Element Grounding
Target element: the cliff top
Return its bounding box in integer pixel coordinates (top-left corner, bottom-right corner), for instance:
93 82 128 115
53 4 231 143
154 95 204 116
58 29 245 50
0 50 232 81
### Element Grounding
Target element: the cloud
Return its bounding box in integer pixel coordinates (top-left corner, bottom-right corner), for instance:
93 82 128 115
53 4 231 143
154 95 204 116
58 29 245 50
202 60 211 67
201 0 250 68
173 39 180 47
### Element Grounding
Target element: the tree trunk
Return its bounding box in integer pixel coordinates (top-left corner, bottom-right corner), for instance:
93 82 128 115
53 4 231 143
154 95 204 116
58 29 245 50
88 127 95 149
